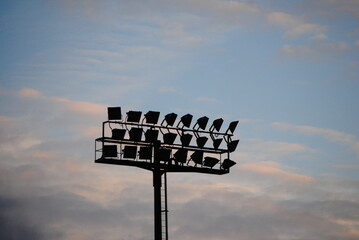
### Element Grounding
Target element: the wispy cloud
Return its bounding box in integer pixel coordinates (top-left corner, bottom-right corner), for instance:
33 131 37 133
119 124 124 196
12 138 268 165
1 87 359 239
267 11 327 38
238 161 315 183
273 122 359 154
280 41 350 60
196 96 218 103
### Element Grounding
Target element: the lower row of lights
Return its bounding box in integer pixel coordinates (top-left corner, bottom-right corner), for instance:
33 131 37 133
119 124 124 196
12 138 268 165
102 145 236 170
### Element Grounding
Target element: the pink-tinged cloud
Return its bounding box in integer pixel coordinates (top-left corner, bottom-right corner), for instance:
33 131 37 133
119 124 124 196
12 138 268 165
238 161 315 183
272 122 359 154
16 88 106 116
196 96 218 103
267 12 326 37
0 115 14 124
51 97 106 116
17 88 44 98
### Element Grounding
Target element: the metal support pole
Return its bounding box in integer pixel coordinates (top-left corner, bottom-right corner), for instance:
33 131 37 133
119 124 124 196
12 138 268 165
163 172 168 240
153 168 162 240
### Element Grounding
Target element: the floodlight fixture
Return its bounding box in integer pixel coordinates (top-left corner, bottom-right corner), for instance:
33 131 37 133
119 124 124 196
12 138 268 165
111 129 126 140
180 133 192 146
139 147 152 160
227 140 239 152
227 121 239 133
209 118 224 132
196 136 208 148
221 159 236 170
213 138 223 149
190 151 203 165
203 157 220 168
108 107 122 120
173 149 188 164
123 146 137 159
129 127 143 142
155 148 171 163
145 129 159 143
102 145 117 158
163 132 177 144
177 114 193 128
194 116 209 130
144 111 160 124
162 113 177 126
127 111 142 123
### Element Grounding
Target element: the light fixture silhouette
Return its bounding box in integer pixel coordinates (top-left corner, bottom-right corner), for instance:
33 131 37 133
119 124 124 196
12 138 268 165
213 138 223 149
221 159 236 170
203 157 219 168
193 116 209 130
190 151 203 165
111 129 126 140
145 129 159 143
144 111 160 124
155 148 171 162
173 149 188 164
108 107 122 120
209 118 224 132
127 111 142 123
102 145 117 158
162 113 177 126
180 133 192 146
123 146 137 159
139 147 152 160
177 114 193 128
163 132 177 144
129 127 143 142
227 140 239 152
196 136 208 148
226 121 239 133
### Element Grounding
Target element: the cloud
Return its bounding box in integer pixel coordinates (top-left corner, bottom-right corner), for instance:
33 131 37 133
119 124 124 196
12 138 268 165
195 96 218 103
280 41 350 60
18 88 44 99
16 88 107 117
273 122 359 154
1 87 359 239
238 161 314 183
51 97 106 116
311 33 328 40
238 139 316 163
267 11 326 38
159 86 178 93
301 0 359 20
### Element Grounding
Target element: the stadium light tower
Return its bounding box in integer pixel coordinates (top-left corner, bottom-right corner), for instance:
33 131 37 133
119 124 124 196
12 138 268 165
95 107 239 240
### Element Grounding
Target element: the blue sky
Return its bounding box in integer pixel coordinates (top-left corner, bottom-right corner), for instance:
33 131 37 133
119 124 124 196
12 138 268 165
1 1 359 239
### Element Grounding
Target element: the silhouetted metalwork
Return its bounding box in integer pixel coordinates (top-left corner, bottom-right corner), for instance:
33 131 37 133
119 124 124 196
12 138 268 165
95 107 239 240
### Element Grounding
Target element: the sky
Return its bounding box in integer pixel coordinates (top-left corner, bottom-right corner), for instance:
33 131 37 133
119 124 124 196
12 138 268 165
0 0 359 239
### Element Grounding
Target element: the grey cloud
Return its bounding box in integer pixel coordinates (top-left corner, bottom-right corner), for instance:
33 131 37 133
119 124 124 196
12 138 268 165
1 90 359 239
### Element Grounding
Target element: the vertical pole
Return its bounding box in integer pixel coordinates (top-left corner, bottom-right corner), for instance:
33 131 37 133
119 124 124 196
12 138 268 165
153 169 162 240
164 172 168 240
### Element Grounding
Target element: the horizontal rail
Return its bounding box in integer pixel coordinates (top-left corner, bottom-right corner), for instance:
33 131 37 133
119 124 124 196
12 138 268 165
104 120 234 137
95 157 229 175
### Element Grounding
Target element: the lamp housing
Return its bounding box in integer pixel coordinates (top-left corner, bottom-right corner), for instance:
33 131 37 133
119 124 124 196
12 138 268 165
127 111 142 123
163 113 177 126
123 146 137 159
195 116 209 130
103 145 117 158
144 111 160 124
108 107 122 120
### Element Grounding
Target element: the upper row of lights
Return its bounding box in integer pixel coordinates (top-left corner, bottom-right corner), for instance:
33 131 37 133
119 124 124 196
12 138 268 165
108 107 239 134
